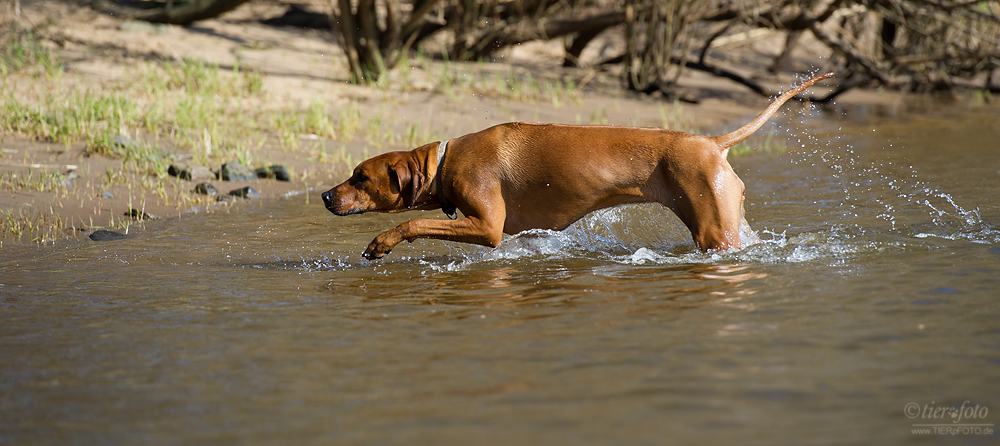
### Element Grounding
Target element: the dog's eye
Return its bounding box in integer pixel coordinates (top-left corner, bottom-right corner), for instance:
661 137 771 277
351 173 368 185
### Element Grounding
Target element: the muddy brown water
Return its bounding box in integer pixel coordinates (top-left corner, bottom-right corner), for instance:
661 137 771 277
2 101 999 444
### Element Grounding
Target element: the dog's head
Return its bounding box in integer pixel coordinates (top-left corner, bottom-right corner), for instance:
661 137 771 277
322 146 433 216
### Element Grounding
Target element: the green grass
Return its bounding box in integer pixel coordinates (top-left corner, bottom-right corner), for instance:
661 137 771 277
659 101 696 132
0 207 67 244
1 55 278 170
0 169 72 193
389 46 585 106
730 128 787 157
1 26 63 78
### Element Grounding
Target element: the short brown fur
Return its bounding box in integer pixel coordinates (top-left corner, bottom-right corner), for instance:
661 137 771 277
322 73 837 259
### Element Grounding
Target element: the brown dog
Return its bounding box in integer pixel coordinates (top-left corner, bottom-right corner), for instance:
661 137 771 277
323 72 836 260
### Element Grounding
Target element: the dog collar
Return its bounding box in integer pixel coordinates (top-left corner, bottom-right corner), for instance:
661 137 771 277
435 140 458 220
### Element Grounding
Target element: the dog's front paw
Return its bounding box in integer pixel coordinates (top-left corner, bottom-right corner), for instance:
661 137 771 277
363 231 402 260
362 242 391 260
362 245 389 260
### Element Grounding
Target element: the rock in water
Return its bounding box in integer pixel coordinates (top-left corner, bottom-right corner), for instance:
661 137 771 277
89 229 126 241
228 186 261 199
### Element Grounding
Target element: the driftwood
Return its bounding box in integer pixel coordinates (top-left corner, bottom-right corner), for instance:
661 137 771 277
460 9 629 61
89 0 251 26
261 4 330 29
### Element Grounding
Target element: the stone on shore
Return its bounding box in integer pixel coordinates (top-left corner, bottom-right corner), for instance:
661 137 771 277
255 165 291 182
124 209 157 221
168 163 214 181
218 161 257 182
193 183 219 196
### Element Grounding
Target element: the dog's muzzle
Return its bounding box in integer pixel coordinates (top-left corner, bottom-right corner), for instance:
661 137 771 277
322 189 367 216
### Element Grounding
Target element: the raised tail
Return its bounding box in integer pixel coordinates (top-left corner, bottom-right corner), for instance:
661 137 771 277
711 72 838 154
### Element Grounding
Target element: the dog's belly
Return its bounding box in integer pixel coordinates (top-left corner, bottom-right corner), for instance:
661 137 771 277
502 212 567 234
500 190 650 235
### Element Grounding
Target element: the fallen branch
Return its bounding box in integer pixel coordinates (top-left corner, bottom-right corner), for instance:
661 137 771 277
462 9 628 60
90 0 252 26
808 20 892 85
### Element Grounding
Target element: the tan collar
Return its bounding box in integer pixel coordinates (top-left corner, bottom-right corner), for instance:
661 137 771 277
435 140 457 219
436 140 448 171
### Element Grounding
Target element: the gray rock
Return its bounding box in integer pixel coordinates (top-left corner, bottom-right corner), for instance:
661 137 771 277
219 161 257 182
47 171 78 189
186 166 213 181
168 163 214 181
193 183 219 196
228 186 261 199
113 134 134 148
255 165 291 182
89 229 126 241
101 191 115 199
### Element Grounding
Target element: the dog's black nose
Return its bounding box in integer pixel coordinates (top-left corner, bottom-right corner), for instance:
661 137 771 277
321 190 333 206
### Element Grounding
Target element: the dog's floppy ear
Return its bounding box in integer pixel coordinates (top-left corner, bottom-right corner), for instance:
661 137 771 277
389 159 424 208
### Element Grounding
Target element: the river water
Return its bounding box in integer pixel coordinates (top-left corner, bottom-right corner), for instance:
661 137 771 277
2 100 998 444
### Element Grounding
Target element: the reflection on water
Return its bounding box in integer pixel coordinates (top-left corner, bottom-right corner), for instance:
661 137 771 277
2 103 999 444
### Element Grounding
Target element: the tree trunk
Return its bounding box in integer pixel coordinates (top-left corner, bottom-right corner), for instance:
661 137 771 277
563 27 602 68
624 0 705 94
769 29 803 74
330 0 443 84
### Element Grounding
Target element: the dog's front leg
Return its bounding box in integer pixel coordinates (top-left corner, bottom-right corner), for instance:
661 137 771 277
364 226 407 260
363 215 505 260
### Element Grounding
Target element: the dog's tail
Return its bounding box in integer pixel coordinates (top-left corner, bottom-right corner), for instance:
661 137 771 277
711 72 838 155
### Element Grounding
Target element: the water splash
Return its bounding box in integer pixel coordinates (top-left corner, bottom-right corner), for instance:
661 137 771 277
286 178 996 272
770 105 999 250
